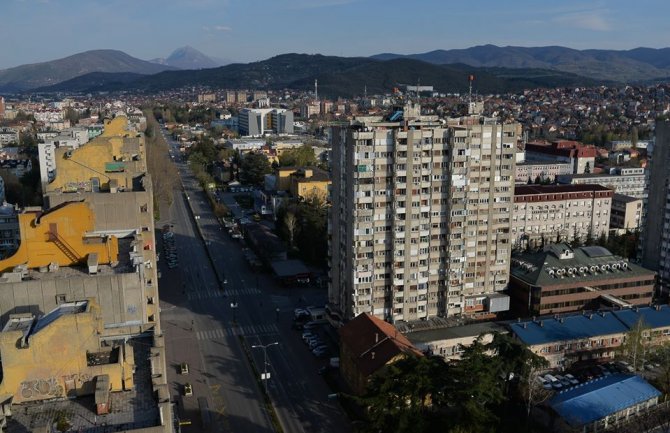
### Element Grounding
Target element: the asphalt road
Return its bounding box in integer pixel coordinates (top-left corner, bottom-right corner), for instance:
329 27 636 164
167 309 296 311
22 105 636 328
159 129 351 433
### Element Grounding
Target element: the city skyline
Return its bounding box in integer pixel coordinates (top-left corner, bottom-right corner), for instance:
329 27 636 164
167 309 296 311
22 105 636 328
2 0 670 69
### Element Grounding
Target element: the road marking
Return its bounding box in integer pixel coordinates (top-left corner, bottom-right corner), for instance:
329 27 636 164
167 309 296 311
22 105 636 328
197 323 279 340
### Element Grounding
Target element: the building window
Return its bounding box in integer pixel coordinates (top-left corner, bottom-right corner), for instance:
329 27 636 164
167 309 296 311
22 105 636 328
56 294 66 305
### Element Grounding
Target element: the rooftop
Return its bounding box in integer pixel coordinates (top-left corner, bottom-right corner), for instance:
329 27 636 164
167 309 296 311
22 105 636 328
510 244 654 287
613 305 670 329
339 313 423 377
509 311 629 346
549 374 661 427
6 338 160 433
405 321 506 345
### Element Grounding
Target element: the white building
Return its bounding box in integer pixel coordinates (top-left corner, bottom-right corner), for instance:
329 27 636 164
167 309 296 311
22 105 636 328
0 128 19 147
557 167 647 199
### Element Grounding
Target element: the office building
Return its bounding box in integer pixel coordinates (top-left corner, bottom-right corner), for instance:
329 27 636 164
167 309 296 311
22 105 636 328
515 161 573 184
512 184 613 249
641 121 670 291
525 140 596 174
329 103 518 323
509 244 655 316
557 167 647 199
238 108 294 136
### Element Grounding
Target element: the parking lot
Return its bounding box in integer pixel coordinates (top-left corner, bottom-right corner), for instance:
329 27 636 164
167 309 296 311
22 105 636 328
539 360 644 392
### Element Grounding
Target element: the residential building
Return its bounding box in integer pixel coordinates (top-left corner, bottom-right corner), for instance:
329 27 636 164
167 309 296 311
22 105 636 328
0 176 4 203
329 103 519 323
300 102 321 118
338 313 422 395
225 90 237 104
223 138 265 153
545 374 661 432
0 202 19 260
557 167 647 199
238 108 294 136
197 93 216 103
641 120 670 292
512 184 613 249
0 299 135 404
508 305 670 369
610 194 643 232
0 97 4 119
508 311 629 368
525 140 597 174
289 168 331 202
0 128 18 146
509 244 655 316
405 321 506 360
515 161 573 184
0 158 31 178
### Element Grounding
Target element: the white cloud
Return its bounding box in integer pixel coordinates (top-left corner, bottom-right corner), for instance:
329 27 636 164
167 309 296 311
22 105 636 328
203 25 232 33
287 0 357 10
552 8 612 31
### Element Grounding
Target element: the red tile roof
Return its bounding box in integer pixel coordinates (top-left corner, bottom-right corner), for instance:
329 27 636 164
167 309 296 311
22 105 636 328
339 313 423 377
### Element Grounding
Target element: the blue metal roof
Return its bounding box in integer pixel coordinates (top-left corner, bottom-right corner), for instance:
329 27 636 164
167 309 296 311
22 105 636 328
613 305 670 330
549 374 661 426
509 312 629 346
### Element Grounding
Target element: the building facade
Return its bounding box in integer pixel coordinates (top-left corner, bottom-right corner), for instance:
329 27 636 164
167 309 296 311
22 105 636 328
515 161 573 184
512 184 613 249
238 108 294 136
509 244 655 316
557 167 647 199
610 193 643 232
641 120 670 292
329 103 518 323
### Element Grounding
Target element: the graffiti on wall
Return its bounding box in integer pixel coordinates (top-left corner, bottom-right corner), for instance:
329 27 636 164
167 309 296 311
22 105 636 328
19 377 64 400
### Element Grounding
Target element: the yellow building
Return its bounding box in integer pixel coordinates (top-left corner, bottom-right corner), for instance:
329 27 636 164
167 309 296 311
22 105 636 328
0 298 134 405
289 167 331 202
46 116 146 194
0 201 119 273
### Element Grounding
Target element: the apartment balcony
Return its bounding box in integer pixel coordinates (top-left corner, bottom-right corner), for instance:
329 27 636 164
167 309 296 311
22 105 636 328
393 278 404 286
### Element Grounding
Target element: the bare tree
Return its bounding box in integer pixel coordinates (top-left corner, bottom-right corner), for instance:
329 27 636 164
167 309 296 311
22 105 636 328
284 212 297 249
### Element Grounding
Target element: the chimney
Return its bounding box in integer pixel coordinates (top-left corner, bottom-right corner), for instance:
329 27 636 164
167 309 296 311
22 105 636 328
375 333 379 344
371 352 375 360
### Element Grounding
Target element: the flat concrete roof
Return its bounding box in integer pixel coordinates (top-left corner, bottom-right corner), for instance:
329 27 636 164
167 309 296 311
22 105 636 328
6 338 161 433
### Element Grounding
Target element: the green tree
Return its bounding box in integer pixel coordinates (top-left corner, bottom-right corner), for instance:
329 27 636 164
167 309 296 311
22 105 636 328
240 152 271 185
357 355 447 433
279 145 317 167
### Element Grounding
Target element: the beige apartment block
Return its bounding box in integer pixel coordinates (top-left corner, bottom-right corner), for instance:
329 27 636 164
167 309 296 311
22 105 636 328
512 184 613 249
329 103 519 323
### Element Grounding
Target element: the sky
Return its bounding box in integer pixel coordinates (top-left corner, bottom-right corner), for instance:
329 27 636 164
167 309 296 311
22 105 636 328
2 0 670 69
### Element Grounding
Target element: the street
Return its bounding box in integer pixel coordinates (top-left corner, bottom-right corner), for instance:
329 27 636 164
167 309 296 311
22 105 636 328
158 129 351 433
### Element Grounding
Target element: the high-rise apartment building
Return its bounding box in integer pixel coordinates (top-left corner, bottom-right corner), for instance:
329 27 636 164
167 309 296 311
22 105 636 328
238 108 294 136
329 103 519 323
641 120 670 290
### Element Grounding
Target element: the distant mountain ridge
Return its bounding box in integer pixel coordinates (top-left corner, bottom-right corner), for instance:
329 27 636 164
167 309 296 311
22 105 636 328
149 46 227 70
371 45 670 82
33 53 604 98
0 49 176 92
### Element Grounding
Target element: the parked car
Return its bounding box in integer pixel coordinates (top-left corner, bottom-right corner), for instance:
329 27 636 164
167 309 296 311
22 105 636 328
564 374 579 385
544 374 562 390
536 376 553 390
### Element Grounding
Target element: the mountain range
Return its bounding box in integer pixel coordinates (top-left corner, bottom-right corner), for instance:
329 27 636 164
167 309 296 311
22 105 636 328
371 45 670 82
5 45 670 96
33 53 603 98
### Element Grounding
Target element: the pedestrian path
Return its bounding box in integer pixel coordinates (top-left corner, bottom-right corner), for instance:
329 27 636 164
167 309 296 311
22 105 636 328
186 287 260 300
196 323 279 340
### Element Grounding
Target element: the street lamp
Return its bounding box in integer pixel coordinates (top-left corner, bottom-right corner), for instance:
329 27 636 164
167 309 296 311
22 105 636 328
251 342 279 393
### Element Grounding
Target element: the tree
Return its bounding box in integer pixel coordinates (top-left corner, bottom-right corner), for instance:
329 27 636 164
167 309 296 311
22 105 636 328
279 145 317 167
618 319 651 371
283 212 297 249
357 355 447 433
240 152 271 185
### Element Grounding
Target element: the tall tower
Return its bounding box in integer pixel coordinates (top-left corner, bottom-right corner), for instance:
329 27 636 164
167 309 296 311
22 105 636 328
641 120 670 290
314 79 318 101
329 104 518 323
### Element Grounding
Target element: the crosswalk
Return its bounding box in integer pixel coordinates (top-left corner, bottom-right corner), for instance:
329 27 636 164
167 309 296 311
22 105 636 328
186 287 261 300
196 323 279 340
